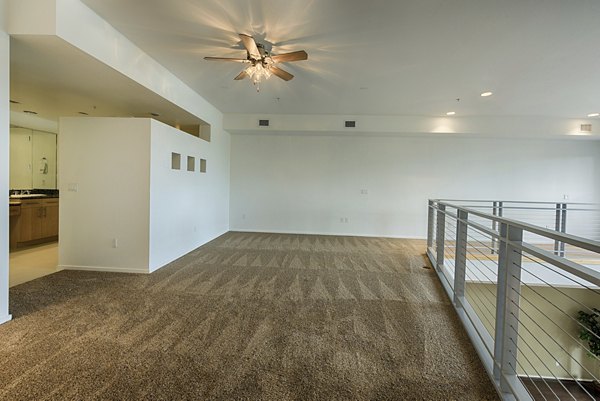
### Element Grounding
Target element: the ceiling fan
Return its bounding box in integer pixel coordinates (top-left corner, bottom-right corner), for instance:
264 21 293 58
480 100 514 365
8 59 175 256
204 34 308 91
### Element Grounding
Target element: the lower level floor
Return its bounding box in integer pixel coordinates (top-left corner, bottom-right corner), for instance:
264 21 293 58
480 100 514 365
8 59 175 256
9 242 58 287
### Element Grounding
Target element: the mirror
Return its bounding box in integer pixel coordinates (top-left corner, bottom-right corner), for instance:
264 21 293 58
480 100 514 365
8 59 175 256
10 127 57 190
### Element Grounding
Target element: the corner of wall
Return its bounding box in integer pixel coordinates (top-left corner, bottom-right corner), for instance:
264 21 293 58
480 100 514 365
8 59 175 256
0 0 10 322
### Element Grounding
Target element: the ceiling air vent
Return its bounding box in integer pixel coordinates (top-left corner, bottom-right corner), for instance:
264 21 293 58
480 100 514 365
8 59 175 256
581 124 592 133
259 119 269 127
345 120 356 128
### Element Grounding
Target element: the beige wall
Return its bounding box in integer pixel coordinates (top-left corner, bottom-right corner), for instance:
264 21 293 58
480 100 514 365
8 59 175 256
466 283 600 380
59 117 152 273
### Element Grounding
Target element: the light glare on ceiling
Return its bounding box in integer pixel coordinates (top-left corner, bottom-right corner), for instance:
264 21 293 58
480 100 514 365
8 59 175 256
481 91 493 97
587 113 599 117
446 111 456 116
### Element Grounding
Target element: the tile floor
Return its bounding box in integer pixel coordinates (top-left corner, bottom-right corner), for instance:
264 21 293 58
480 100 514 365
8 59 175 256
9 242 59 287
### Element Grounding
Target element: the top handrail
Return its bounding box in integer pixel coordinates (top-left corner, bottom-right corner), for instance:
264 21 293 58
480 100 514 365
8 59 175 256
434 198 598 206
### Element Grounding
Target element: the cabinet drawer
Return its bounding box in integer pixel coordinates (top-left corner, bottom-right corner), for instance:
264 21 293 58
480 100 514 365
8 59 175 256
19 200 43 209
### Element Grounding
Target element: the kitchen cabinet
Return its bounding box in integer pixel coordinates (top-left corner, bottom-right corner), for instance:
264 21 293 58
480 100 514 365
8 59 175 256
41 199 59 239
9 204 20 251
13 198 59 248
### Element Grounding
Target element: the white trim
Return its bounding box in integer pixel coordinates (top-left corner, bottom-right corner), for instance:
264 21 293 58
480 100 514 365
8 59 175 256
229 229 427 240
59 265 148 274
0 314 12 325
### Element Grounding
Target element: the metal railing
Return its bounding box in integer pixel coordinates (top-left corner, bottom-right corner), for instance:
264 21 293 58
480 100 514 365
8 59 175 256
427 199 600 401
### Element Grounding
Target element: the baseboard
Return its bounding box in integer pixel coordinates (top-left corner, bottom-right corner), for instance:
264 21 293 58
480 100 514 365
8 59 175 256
149 228 231 273
59 265 148 274
229 228 426 240
0 314 12 325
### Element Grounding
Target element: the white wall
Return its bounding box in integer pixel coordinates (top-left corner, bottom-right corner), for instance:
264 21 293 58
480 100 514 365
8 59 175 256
59 118 152 273
53 0 223 126
8 0 224 131
149 119 230 272
0 0 11 324
60 117 230 274
230 134 600 238
7 0 231 278
225 113 600 138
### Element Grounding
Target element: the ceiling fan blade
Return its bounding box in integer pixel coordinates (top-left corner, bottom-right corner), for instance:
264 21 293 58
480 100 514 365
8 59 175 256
239 34 261 60
204 56 249 63
271 50 308 63
234 70 248 80
270 66 294 81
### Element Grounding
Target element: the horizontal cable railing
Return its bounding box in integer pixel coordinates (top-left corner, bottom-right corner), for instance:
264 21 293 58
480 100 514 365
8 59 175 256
427 199 600 401
438 200 600 265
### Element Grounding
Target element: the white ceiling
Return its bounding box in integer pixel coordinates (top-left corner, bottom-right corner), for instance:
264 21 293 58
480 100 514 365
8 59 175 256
78 0 600 118
10 36 204 126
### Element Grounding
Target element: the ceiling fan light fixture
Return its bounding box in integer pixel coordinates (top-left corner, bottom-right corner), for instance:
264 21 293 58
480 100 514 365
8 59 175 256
245 63 272 90
206 34 306 91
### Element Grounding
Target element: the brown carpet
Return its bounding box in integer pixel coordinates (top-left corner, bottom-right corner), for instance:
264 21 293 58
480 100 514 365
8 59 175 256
0 232 498 400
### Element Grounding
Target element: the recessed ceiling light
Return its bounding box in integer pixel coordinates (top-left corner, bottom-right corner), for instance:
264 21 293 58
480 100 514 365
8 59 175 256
587 113 599 117
78 111 89 115
446 111 456 116
481 91 493 97
9 100 20 104
23 110 37 115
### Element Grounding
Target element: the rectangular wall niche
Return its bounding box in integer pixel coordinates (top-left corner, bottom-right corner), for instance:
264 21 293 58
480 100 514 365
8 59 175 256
187 156 195 172
171 152 181 170
200 159 207 173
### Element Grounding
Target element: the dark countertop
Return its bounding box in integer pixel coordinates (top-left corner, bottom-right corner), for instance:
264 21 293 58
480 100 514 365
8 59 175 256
9 196 59 205
9 195 59 200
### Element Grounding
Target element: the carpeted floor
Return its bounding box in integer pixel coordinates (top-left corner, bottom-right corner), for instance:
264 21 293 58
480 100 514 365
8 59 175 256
0 232 498 400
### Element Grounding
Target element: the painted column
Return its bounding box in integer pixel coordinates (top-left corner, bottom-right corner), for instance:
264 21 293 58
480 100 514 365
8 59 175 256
0 0 12 324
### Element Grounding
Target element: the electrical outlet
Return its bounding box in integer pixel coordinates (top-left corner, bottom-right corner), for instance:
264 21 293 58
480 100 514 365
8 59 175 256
112 238 118 248
68 183 78 192
360 189 368 195
563 194 569 200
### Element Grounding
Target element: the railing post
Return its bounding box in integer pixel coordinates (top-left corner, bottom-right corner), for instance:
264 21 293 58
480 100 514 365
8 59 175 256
492 201 504 255
560 203 567 257
427 200 434 250
554 203 567 257
454 209 468 306
492 201 498 255
435 204 446 272
493 223 524 394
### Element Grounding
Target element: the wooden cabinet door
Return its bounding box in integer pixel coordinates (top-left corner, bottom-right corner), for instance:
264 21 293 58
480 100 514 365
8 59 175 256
41 201 59 238
19 202 43 241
